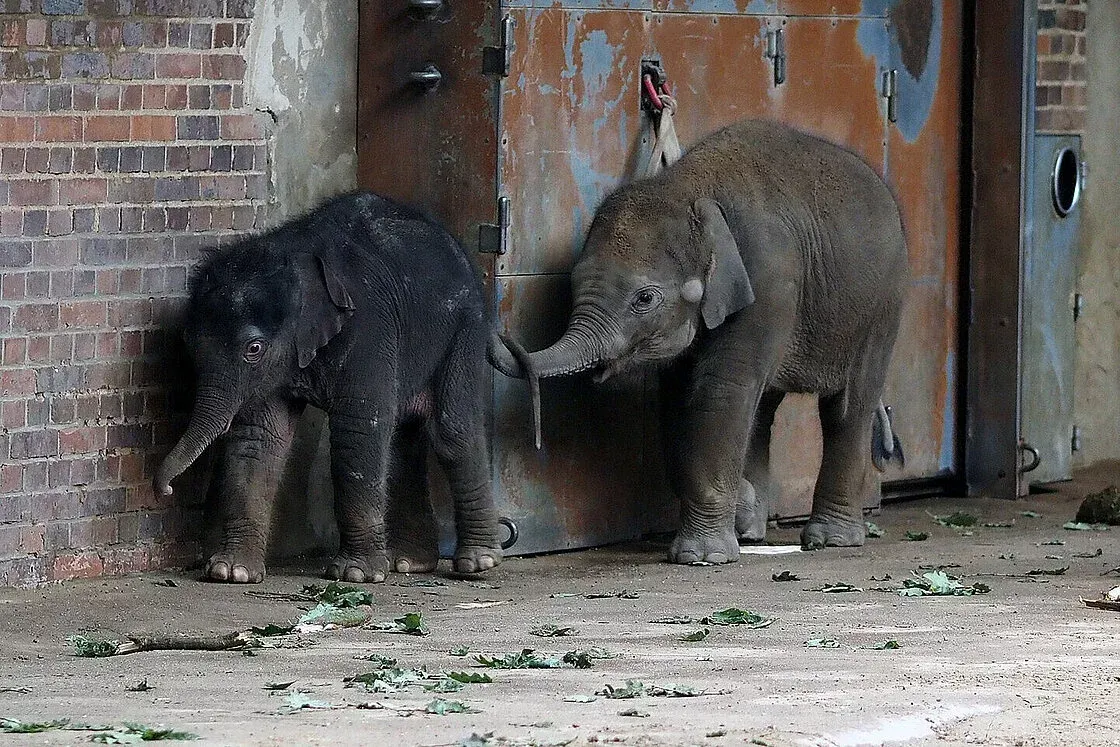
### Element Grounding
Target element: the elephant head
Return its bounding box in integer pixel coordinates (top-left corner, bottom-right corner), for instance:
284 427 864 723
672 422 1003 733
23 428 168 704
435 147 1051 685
153 239 354 496
492 185 755 441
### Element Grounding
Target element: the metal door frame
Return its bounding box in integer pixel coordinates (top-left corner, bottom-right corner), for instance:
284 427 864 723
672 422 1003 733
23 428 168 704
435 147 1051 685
963 0 1038 498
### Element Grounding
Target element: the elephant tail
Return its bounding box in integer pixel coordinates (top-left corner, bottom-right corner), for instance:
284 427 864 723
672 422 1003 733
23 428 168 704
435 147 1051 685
487 332 542 450
871 401 905 472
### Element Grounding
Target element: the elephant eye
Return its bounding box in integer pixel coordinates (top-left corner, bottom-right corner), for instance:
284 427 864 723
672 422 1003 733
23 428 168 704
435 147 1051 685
631 286 663 314
244 339 266 364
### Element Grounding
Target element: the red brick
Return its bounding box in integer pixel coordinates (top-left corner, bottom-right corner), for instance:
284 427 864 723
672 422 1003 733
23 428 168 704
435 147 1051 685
25 19 47 47
2 336 26 364
155 52 201 78
141 83 166 109
0 117 34 143
0 369 35 396
26 335 49 361
34 116 82 142
9 180 55 206
59 300 106 328
52 551 104 581
201 53 245 80
130 114 175 141
58 177 107 205
219 112 263 140
0 19 20 47
1 401 25 429
13 302 59 332
59 427 106 455
21 525 45 554
0 466 21 495
84 115 130 141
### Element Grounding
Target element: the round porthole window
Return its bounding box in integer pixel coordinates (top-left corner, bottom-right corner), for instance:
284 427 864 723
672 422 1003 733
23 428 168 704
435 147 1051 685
1052 147 1081 217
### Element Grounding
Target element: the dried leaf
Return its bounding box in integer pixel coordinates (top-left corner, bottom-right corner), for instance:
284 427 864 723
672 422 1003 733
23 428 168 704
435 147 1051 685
1027 566 1069 576
680 629 710 642
425 698 477 715
263 681 296 691
529 625 579 637
619 708 650 717
771 571 800 582
865 640 901 650
864 522 884 538
932 511 978 528
904 531 929 542
650 615 694 625
125 680 154 692
805 638 840 648
448 646 470 657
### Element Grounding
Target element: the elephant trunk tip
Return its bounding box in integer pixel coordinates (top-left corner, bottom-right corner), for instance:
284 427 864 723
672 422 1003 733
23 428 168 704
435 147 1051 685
495 333 542 449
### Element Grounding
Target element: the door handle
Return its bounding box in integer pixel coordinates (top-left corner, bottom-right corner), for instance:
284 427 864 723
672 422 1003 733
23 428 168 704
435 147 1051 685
408 64 442 92
407 0 443 19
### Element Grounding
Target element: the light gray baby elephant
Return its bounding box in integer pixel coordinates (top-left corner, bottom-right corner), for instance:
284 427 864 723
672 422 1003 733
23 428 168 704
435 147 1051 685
491 119 906 564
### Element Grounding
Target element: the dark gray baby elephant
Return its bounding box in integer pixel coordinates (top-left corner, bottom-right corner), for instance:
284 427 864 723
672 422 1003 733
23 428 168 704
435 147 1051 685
155 191 504 583
492 119 906 563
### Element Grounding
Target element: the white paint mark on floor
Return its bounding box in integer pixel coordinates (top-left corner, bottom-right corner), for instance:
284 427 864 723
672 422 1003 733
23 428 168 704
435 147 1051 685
801 702 1002 747
740 545 803 555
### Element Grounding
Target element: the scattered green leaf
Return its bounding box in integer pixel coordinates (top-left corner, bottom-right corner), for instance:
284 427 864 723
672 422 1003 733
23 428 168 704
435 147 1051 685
151 579 177 588
345 668 426 691
1074 548 1104 558
125 680 153 692
297 602 370 628
562 695 597 703
66 635 120 657
771 571 800 582
446 671 492 684
1020 511 1040 518
1041 539 1065 546
1064 521 1093 531
354 653 397 668
982 522 1014 528
865 640 901 650
449 646 470 657
91 723 198 742
597 680 646 699
645 683 728 697
241 649 258 657
263 681 296 691
371 612 429 636
425 698 477 715
999 553 1016 560
706 730 728 738
898 571 990 597
529 625 579 637
702 608 774 628
475 650 562 670
250 624 294 638
805 638 840 648
932 511 978 528
750 739 771 746
425 678 465 693
680 629 710 642
0 717 69 734
904 531 929 542
619 708 650 718
865 521 884 538
1027 566 1069 576
301 582 372 608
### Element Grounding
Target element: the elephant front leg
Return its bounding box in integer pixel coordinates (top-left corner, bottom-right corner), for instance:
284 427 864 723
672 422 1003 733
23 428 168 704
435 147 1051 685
667 370 762 565
736 389 785 542
207 398 303 584
802 391 875 549
326 400 396 583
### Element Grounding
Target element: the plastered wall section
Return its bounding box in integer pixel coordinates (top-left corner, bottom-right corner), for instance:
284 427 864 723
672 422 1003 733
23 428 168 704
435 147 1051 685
1073 2 1120 467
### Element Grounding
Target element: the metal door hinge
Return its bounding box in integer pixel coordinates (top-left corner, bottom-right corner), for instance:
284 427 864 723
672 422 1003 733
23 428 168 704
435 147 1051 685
478 196 510 254
882 69 898 123
483 15 513 76
1072 424 1082 452
766 28 786 86
1074 292 1084 321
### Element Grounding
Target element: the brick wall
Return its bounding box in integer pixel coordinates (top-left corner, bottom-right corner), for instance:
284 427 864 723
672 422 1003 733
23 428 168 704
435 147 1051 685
0 0 271 586
1037 0 1087 133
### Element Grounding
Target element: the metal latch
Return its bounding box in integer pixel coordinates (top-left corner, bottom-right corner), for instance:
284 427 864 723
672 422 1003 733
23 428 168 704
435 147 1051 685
483 15 513 76
882 69 898 123
766 28 786 86
478 196 510 254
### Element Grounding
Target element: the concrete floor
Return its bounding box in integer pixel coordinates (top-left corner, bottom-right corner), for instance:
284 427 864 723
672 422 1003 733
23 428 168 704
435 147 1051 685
2 470 1119 747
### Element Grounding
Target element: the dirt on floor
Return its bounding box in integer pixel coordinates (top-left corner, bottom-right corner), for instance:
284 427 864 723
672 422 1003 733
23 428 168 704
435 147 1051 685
2 468 1120 747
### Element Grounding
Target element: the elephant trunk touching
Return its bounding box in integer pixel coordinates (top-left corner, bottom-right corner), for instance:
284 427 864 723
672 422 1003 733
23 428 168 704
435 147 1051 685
490 316 608 449
153 384 239 496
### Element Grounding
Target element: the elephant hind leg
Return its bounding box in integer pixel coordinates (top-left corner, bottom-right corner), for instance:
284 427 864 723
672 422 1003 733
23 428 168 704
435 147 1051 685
737 389 785 542
387 418 439 574
801 388 879 550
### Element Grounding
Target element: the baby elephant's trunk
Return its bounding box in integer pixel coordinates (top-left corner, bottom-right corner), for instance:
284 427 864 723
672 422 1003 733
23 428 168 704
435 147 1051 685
153 385 239 496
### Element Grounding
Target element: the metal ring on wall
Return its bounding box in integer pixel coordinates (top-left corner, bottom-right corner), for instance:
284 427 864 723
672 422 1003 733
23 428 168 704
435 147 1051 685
1052 146 1082 217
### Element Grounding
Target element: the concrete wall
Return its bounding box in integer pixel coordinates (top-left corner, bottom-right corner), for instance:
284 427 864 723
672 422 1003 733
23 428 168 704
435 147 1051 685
244 0 357 561
1074 2 1120 467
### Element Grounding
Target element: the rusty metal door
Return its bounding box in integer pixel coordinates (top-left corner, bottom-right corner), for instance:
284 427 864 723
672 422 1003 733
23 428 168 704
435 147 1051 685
493 0 963 539
358 0 964 554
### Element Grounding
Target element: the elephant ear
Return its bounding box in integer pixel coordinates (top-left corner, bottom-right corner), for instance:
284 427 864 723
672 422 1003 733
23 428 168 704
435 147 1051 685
295 253 355 368
695 198 755 329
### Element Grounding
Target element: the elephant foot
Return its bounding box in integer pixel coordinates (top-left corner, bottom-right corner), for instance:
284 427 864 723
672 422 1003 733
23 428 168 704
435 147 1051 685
453 546 503 574
388 505 439 574
801 514 866 550
324 553 389 584
735 479 768 543
668 527 740 565
206 551 265 584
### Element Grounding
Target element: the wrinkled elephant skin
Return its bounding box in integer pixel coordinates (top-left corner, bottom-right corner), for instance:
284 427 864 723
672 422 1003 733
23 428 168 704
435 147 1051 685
156 192 503 583
495 120 908 563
